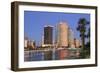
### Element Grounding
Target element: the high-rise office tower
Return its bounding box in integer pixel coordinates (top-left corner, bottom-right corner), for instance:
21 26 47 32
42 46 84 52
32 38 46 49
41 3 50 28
41 35 44 47
68 28 75 48
43 25 53 47
56 22 69 47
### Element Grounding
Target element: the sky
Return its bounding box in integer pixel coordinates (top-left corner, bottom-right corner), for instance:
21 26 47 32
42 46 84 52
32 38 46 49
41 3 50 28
24 11 90 45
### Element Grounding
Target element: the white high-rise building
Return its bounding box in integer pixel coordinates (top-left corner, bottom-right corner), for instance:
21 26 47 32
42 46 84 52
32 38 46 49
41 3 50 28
68 28 75 48
56 21 69 47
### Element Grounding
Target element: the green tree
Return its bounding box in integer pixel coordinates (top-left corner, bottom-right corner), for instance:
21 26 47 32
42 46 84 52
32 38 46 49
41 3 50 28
85 27 90 57
87 27 90 43
77 18 89 49
77 18 90 58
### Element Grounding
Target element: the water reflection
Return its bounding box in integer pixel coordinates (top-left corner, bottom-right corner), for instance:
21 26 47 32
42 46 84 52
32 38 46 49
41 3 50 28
24 48 81 61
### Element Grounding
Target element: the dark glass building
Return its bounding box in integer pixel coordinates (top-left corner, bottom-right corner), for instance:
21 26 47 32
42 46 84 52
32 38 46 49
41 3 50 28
44 26 53 45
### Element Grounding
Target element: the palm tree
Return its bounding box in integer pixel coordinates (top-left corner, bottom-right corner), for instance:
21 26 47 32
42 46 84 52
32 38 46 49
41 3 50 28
77 18 89 49
87 27 90 43
86 27 90 56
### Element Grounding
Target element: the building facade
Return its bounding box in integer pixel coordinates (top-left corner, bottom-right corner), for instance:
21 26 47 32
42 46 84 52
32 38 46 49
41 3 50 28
68 28 75 48
56 22 69 47
43 25 53 47
24 37 28 49
75 39 80 48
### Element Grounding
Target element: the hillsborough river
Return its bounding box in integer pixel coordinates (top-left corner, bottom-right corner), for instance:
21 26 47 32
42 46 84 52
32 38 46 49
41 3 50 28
24 48 81 61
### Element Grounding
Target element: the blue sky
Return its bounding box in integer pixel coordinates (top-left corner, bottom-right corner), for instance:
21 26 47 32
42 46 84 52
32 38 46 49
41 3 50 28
24 11 90 45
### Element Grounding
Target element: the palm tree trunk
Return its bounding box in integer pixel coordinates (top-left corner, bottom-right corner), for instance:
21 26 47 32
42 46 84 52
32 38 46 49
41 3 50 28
81 35 85 58
81 35 85 49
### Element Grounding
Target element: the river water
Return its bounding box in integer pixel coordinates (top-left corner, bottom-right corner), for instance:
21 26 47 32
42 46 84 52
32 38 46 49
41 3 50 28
24 48 81 61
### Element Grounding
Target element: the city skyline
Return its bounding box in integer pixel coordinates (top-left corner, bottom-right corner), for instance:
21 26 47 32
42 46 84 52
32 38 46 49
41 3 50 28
24 23 80 48
24 11 90 45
